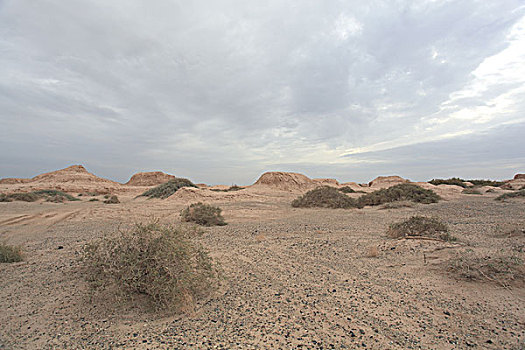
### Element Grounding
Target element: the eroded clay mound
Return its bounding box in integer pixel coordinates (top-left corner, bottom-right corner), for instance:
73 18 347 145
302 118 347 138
125 172 175 186
514 174 525 180
252 172 316 191
415 182 464 200
368 176 410 189
32 165 118 185
0 178 32 184
502 173 525 190
313 178 340 187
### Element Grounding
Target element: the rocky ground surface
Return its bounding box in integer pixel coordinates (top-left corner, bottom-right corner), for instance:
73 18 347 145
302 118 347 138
1 194 524 349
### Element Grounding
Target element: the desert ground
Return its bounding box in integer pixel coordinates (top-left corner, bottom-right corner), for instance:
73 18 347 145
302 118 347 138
1 166 524 349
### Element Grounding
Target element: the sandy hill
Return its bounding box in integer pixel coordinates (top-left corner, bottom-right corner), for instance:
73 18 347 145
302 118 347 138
252 172 317 191
0 165 121 194
313 178 340 187
368 175 410 188
125 171 175 186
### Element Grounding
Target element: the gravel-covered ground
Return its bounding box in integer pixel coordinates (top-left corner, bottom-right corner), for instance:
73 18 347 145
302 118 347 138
1 194 524 349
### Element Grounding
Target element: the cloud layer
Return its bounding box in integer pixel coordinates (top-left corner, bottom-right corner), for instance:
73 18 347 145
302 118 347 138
1 0 524 184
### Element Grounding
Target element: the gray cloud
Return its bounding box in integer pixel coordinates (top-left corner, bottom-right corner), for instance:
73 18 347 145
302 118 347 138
1 0 524 184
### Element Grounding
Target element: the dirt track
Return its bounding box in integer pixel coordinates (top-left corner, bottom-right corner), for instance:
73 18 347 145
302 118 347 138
1 194 524 349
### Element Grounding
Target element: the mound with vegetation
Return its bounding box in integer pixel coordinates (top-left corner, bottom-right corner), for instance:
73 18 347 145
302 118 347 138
81 223 218 312
495 189 525 201
181 202 227 226
429 178 468 188
338 186 356 193
358 183 440 207
387 216 454 241
140 178 197 199
292 186 360 209
0 242 23 263
0 190 79 203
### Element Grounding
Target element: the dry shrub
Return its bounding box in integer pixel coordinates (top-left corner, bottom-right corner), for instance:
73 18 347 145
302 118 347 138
140 178 197 199
4 192 40 202
89 198 99 202
181 202 227 226
103 195 120 204
338 186 356 193
0 193 12 202
358 184 440 207
292 186 360 209
210 185 244 192
366 245 379 258
495 190 525 201
81 222 217 312
379 201 415 209
447 253 524 287
0 242 23 263
33 190 79 202
387 216 454 241
462 188 482 195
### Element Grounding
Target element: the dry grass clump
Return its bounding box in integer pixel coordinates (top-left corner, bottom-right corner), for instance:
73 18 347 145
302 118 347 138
0 242 23 263
292 186 360 209
210 185 244 192
462 188 482 195
495 190 525 201
379 200 415 209
81 223 218 312
140 178 197 199
338 186 356 193
447 253 524 287
358 183 440 207
103 195 120 204
1 192 40 202
429 178 468 188
181 202 227 226
387 216 454 241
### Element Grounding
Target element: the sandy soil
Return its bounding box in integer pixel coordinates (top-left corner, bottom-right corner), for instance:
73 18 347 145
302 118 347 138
1 190 524 349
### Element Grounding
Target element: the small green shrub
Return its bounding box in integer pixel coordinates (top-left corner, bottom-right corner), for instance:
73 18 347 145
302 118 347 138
140 178 197 199
462 188 482 195
429 178 468 188
0 242 23 263
358 183 440 207
495 190 525 201
89 198 99 202
292 186 360 209
103 195 120 204
181 202 227 226
81 223 218 312
338 186 356 193
387 216 453 241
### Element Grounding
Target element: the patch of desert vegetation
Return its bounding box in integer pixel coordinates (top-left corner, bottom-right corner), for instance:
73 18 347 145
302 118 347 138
291 186 359 208
0 242 23 263
379 200 415 209
462 188 482 195
495 189 525 201
0 190 79 203
447 253 524 287
181 202 227 226
358 183 440 206
210 185 244 192
139 178 197 199
387 215 455 241
81 222 218 312
103 195 120 204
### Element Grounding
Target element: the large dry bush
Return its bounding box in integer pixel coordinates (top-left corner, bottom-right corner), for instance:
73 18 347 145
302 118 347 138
292 186 360 209
358 183 440 207
181 202 227 226
0 190 79 203
140 178 197 199
387 216 454 241
0 242 23 263
81 223 218 312
338 186 356 193
447 253 524 287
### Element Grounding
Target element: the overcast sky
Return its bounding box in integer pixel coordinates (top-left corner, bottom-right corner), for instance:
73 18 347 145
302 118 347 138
1 1 524 185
